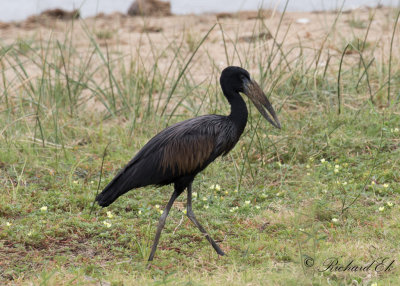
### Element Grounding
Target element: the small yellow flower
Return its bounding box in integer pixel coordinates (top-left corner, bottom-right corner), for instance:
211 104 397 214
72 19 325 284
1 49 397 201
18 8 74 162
334 169 339 173
387 202 393 207
335 164 339 169
73 180 78 184
277 162 282 167
383 183 389 188
306 172 310 176
106 211 113 218
255 205 260 209
27 231 33 236
379 206 385 212
215 184 221 191
245 200 250 205
90 180 94 184
103 221 112 228
342 182 347 186
224 190 229 195
306 164 310 169
202 197 207 201
229 208 235 212
138 210 142 215
6 222 12 227
371 282 378 286
309 157 314 162
332 218 339 223
192 192 198 197
159 210 163 214
371 181 376 185
234 189 238 193
183 209 187 215
40 206 48 212
209 184 215 190
320 158 326 163
155 204 160 209
299 228 304 231
204 205 209 209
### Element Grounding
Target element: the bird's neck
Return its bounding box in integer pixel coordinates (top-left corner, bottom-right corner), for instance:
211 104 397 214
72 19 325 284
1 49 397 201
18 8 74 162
227 91 248 136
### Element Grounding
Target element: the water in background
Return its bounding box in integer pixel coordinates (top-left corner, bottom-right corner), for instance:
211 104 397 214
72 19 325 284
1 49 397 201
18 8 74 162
1 0 399 22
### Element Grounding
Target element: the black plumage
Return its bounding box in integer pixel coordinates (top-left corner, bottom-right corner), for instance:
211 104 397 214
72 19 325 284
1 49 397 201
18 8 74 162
96 66 281 261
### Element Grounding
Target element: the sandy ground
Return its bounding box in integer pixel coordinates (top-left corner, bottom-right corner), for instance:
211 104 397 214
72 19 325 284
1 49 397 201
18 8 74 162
0 7 398 109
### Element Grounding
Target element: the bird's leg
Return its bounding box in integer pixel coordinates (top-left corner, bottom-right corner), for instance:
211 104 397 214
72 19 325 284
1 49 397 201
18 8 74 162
186 182 225 256
148 189 180 261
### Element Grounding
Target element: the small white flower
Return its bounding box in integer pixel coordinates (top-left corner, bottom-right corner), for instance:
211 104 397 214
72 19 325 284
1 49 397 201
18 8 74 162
90 181 94 184
371 282 378 286
230 208 235 212
6 222 12 227
245 200 250 205
204 205 209 209
342 182 347 186
334 169 339 173
306 164 310 169
215 184 221 191
202 197 207 201
320 158 326 163
138 210 142 215
255 205 260 209
299 228 304 231
383 183 389 188
379 206 385 212
209 184 215 190
332 218 339 223
155 204 160 209
387 202 393 207
192 192 198 197
103 221 112 228
73 180 78 184
40 206 48 212
27 231 33 236
106 211 113 218
335 165 340 169
159 210 163 214
307 172 310 176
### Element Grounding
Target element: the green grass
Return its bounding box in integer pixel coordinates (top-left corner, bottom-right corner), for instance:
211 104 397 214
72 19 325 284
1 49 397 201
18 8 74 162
1 7 400 285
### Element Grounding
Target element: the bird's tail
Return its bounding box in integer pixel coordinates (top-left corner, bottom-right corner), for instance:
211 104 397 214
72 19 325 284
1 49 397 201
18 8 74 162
95 170 134 207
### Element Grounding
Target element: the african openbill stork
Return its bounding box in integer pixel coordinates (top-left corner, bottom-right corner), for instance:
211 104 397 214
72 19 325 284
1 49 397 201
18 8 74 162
96 66 281 261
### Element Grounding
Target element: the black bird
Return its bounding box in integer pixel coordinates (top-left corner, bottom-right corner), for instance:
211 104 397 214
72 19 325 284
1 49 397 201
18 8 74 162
96 66 281 261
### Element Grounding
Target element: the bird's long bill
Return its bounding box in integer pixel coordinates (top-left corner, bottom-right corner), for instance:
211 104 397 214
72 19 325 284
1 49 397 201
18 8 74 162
245 80 281 129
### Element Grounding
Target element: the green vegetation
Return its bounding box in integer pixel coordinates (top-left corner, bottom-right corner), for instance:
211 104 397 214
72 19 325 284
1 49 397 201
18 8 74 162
0 7 400 285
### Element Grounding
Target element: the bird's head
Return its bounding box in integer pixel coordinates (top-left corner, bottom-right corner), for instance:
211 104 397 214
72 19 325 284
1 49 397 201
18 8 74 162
221 66 281 129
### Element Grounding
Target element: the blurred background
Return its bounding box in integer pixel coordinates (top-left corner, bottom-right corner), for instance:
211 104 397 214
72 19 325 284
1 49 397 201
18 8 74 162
1 0 399 22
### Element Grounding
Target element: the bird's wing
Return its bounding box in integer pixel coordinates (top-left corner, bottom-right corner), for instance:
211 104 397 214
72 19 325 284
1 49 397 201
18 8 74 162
113 116 225 185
